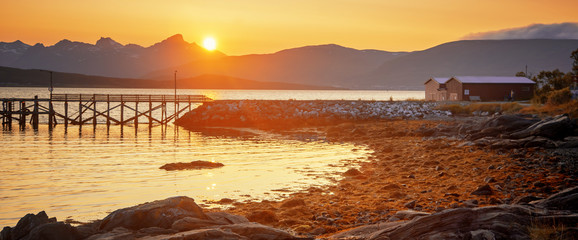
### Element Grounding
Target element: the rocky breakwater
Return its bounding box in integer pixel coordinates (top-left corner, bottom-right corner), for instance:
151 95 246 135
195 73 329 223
175 100 452 129
1 196 303 240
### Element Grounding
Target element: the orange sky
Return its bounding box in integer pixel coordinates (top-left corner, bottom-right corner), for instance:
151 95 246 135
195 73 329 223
2 0 577 55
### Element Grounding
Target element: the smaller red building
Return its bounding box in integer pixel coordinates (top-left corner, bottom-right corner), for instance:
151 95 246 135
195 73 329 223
426 76 535 101
424 78 448 101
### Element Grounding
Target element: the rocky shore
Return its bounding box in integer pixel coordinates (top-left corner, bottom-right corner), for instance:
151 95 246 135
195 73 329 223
3 100 578 240
175 100 452 129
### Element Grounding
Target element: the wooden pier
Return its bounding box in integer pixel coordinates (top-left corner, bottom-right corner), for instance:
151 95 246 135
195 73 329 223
1 94 212 130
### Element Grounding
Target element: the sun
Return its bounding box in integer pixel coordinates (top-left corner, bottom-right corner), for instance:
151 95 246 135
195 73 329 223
202 37 217 51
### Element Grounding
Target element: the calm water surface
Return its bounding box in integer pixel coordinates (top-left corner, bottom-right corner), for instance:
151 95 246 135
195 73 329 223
0 88 421 226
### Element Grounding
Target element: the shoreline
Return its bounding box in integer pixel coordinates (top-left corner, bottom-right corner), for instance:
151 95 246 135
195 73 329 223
3 100 577 239
218 118 576 236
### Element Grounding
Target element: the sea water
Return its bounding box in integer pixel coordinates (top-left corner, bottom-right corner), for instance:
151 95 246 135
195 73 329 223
0 88 423 226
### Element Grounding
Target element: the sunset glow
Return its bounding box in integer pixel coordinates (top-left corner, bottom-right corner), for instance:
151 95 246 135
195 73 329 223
203 37 217 51
1 0 577 55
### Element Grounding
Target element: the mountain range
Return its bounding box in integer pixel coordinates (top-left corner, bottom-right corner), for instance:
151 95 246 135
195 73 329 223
1 35 577 90
0 66 337 90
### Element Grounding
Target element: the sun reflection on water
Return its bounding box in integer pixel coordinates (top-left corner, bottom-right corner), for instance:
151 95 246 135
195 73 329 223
0 124 371 227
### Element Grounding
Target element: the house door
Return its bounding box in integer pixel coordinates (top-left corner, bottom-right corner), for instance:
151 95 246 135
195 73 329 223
450 93 458 101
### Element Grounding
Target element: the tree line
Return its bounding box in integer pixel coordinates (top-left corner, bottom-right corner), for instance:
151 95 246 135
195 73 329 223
516 48 578 104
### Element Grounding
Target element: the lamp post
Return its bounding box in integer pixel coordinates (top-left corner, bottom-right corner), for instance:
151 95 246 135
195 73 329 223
49 71 53 99
174 70 177 119
174 70 177 101
41 70 54 99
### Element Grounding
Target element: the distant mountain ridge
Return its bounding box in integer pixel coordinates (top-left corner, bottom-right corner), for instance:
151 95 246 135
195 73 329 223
0 66 337 90
144 40 578 89
146 44 407 89
1 36 577 90
0 34 225 78
364 39 578 89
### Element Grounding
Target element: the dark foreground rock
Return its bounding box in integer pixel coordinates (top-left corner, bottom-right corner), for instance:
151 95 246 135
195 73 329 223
1 196 302 240
0 211 80 240
326 186 578 240
159 160 225 171
4 188 577 240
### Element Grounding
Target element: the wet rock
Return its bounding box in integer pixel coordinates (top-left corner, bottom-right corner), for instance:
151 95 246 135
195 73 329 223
135 227 178 238
381 183 401 191
471 184 494 196
85 227 133 240
219 223 298 240
404 200 416 209
507 114 575 140
99 196 208 231
532 186 578 211
484 177 496 183
206 212 249 225
10 211 55 240
280 198 306 209
468 229 496 240
343 168 362 177
171 217 221 231
23 222 81 240
160 160 224 171
380 206 532 239
463 199 479 208
329 221 405 240
482 114 540 132
247 210 279 224
139 228 244 240
1 227 11 240
488 198 503 205
216 198 235 204
393 210 430 220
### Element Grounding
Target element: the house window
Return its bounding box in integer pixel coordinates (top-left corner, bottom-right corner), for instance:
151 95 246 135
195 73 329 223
464 89 470 95
522 87 530 92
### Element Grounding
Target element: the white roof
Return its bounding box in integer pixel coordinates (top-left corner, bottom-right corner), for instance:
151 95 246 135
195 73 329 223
425 77 449 84
433 77 449 83
451 76 535 84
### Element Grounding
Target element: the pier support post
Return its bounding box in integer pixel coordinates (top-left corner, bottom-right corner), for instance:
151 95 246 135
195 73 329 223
64 95 68 128
32 96 39 130
48 100 54 131
134 101 139 128
93 94 97 129
7 101 13 129
149 95 153 128
78 98 83 126
19 101 26 130
106 95 110 127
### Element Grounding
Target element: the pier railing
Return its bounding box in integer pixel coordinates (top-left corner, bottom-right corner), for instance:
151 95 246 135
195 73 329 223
50 94 213 103
1 94 212 130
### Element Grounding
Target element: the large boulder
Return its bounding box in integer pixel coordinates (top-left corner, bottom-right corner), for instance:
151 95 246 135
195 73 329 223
22 222 81 240
218 222 298 240
481 114 540 131
136 228 246 240
507 114 575 140
99 196 208 231
1 211 80 240
380 206 532 240
532 186 578 211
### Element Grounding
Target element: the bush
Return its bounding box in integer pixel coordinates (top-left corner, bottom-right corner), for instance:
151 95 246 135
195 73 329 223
546 87 572 105
500 102 524 113
435 104 470 115
520 99 578 118
435 102 524 115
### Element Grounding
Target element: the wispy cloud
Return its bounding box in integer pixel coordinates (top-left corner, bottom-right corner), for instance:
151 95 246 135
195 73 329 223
462 22 578 40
